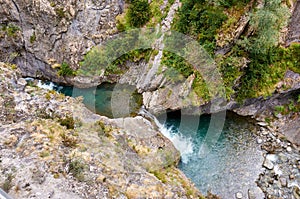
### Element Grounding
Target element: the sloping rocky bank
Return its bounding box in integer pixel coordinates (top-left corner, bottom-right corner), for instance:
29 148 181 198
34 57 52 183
0 62 210 198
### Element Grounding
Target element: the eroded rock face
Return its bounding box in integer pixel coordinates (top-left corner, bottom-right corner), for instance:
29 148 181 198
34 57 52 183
286 0 300 45
0 0 122 83
0 62 202 198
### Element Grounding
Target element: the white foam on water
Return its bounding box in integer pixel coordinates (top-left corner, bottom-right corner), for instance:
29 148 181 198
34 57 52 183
158 123 194 164
138 107 194 163
36 80 62 91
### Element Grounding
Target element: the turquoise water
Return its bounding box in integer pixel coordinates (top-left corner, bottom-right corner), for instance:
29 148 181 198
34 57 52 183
35 80 265 198
58 83 143 118
157 111 265 198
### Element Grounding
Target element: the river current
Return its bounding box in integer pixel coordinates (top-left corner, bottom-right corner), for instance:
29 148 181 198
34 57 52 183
35 80 265 198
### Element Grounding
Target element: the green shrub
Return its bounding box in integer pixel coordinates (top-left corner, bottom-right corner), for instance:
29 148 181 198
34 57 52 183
55 7 65 19
59 116 75 129
1 23 20 37
1 173 13 192
274 105 285 114
60 132 78 147
235 0 290 100
128 0 151 27
217 55 243 99
215 0 251 8
58 62 75 76
30 32 36 43
68 159 86 181
80 45 153 76
173 0 227 54
161 51 194 78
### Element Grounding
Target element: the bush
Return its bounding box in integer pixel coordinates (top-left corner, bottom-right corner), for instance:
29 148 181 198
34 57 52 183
1 23 20 37
128 0 151 27
58 62 75 76
59 116 75 129
68 159 86 181
173 0 227 54
161 51 194 78
234 0 290 100
30 32 36 43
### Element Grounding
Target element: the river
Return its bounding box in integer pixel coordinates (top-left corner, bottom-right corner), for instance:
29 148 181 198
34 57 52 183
35 80 266 198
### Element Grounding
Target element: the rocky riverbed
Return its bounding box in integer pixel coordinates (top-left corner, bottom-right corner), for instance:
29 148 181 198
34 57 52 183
255 123 300 199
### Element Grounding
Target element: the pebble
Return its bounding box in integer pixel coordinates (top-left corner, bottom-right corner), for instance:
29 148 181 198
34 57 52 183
279 177 287 187
263 158 274 170
236 192 243 199
258 122 268 127
287 147 292 152
248 189 255 199
256 138 263 144
17 78 27 86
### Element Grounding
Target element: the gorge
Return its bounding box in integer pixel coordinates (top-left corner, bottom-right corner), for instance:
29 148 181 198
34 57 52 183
0 0 300 198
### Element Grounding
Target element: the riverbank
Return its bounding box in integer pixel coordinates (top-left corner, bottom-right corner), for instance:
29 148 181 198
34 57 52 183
0 62 208 198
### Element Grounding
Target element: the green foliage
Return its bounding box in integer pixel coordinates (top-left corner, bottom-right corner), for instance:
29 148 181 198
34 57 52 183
40 150 50 158
236 43 300 100
45 92 51 100
151 170 167 183
234 1 291 100
192 72 211 101
1 173 14 192
214 0 251 8
55 7 65 19
50 1 56 7
1 23 20 37
161 51 194 78
128 0 151 27
273 97 300 115
68 159 86 181
161 51 211 101
288 99 296 112
30 32 36 43
173 0 227 54
279 43 300 74
60 131 78 147
217 55 243 99
274 105 285 115
58 62 75 76
58 116 75 129
80 42 153 76
239 0 289 56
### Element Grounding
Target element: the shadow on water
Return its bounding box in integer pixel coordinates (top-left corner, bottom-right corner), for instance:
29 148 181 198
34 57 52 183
59 83 143 118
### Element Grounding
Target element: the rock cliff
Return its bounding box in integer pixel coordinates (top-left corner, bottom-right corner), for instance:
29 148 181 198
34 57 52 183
0 0 122 83
0 62 205 198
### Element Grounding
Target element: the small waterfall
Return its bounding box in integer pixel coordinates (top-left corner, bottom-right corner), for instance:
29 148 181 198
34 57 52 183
25 78 63 91
36 80 57 90
139 107 194 163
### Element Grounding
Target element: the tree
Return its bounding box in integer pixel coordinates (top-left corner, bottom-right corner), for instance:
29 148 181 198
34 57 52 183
128 0 151 27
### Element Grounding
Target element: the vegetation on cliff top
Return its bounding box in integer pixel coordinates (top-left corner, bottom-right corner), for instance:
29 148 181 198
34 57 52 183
80 0 299 104
167 0 299 101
